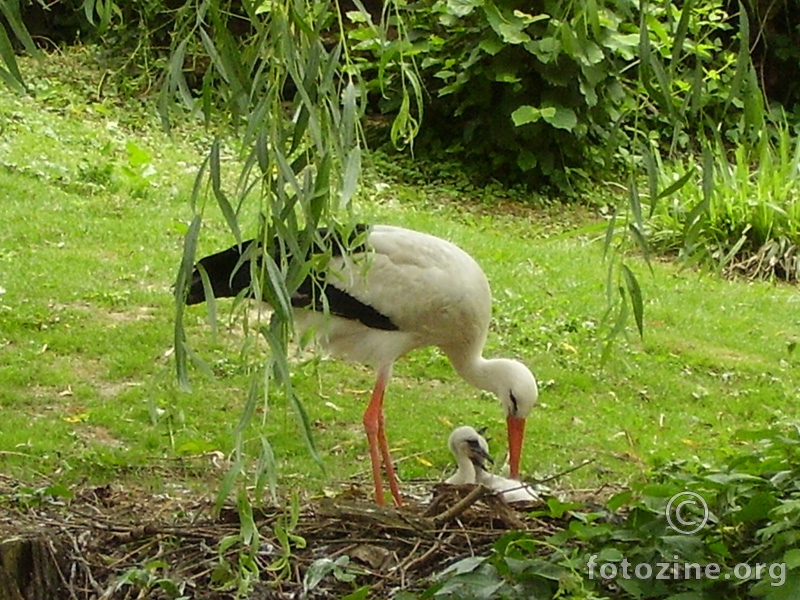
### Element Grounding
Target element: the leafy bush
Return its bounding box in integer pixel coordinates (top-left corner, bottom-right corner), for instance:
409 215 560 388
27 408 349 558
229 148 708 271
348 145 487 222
346 0 756 192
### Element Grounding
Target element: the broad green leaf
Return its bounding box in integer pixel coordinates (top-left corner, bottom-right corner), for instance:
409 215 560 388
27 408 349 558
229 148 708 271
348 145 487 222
601 32 639 60
304 558 337 592
579 41 604 66
511 105 543 126
345 10 371 23
516 149 537 171
494 71 521 83
783 549 800 570
342 587 370 600
483 1 531 44
596 547 624 562
447 0 483 17
542 106 577 131
255 0 271 14
512 10 548 25
438 556 487 578
479 36 504 56
525 37 561 63
606 490 633 511
734 491 779 524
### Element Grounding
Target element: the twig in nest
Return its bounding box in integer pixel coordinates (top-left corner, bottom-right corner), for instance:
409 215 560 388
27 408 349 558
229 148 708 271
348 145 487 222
483 496 527 530
534 459 595 485
400 542 441 580
59 525 104 597
432 485 489 525
47 537 79 600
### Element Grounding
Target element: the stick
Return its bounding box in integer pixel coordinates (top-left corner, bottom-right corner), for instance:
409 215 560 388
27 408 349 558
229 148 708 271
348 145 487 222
432 485 489 525
534 459 595 485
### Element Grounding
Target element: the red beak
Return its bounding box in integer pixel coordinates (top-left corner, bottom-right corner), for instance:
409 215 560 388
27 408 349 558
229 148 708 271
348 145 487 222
507 415 526 479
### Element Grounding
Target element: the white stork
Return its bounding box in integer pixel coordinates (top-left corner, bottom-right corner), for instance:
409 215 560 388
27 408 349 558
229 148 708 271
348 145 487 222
446 425 539 504
185 224 538 506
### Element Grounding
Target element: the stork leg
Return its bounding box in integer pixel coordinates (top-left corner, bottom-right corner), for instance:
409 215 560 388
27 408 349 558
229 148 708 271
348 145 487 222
362 365 403 506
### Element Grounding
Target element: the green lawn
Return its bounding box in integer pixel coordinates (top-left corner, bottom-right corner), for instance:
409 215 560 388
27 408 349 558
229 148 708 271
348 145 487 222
1 53 798 503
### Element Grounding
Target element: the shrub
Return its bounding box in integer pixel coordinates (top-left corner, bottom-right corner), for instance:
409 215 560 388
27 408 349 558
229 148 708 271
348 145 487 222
346 0 755 192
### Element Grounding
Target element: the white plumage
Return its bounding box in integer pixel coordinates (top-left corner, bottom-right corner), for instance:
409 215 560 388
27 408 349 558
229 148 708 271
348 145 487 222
447 425 539 504
187 224 539 506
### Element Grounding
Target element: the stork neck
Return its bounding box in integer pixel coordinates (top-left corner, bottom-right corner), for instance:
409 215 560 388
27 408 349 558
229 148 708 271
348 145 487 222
455 454 478 483
448 350 498 396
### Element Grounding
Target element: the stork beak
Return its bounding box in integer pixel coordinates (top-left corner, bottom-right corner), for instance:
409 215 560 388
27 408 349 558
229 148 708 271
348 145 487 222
506 416 526 479
467 440 493 470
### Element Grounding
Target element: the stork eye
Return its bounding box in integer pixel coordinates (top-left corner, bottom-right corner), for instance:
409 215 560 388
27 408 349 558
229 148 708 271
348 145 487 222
509 391 519 414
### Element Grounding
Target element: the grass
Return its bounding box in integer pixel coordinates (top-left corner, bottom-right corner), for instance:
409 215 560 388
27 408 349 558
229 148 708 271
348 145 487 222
1 49 799 504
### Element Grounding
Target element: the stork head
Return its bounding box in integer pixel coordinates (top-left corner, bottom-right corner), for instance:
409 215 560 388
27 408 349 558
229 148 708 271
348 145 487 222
491 359 538 479
448 426 493 472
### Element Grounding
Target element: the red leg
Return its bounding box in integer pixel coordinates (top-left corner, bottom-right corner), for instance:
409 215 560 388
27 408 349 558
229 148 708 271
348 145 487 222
377 403 403 506
362 365 403 506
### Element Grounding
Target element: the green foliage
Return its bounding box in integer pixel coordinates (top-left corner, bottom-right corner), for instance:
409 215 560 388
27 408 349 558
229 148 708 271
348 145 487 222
163 0 375 524
346 0 754 190
648 122 800 281
211 489 263 594
112 562 190 600
418 423 800 599
266 491 307 579
0 0 40 90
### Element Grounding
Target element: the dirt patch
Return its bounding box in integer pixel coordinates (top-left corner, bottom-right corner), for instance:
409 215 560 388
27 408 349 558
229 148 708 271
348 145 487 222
103 306 155 325
96 381 142 400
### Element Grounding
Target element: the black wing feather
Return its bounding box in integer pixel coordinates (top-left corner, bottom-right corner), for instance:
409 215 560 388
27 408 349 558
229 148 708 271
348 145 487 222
185 225 399 332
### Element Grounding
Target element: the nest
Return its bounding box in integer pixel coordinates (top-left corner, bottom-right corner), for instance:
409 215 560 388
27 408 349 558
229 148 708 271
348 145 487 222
0 476 577 600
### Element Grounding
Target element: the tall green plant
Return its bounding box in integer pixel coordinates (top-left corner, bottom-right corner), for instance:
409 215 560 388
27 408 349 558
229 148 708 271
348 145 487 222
600 0 765 353
170 0 373 506
0 0 39 90
648 123 800 281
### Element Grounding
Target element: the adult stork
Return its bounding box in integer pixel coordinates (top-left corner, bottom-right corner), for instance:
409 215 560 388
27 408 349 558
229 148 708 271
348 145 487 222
185 224 538 506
